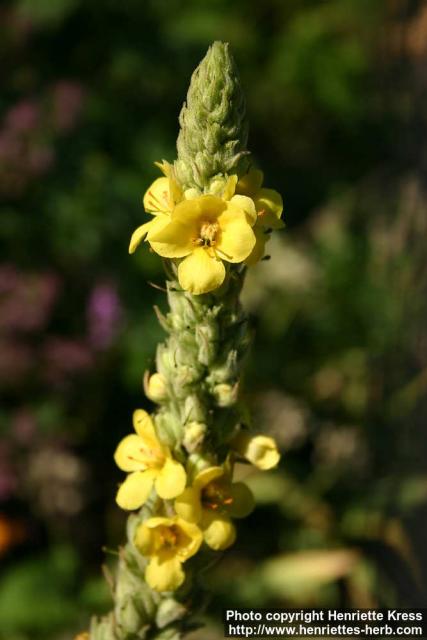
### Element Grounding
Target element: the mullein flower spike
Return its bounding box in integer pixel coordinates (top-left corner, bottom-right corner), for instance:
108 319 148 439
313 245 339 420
87 41 282 640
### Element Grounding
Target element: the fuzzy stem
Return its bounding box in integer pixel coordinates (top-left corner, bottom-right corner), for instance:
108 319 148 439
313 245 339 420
88 42 252 639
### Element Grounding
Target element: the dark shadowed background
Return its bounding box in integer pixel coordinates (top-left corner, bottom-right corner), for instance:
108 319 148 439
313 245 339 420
1 0 427 638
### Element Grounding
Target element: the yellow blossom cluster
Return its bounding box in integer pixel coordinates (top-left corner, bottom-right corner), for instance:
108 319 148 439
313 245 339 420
129 162 283 295
114 409 280 592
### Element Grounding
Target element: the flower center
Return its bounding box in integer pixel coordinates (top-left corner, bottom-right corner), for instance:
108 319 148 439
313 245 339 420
158 525 179 549
193 221 219 247
202 481 233 511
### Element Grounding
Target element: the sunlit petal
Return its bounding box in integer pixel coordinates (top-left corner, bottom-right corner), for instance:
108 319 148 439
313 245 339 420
228 482 255 519
178 248 226 295
143 177 171 213
201 511 236 551
149 219 195 258
175 487 202 523
145 556 185 592
114 434 148 472
216 216 256 263
115 470 156 510
155 458 187 499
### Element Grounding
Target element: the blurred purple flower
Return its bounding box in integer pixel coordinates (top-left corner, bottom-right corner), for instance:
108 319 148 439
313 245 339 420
52 81 85 132
87 282 122 349
0 266 59 333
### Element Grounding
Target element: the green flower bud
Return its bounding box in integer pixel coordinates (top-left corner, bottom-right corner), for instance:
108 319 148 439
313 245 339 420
206 350 239 384
196 321 219 366
184 394 207 423
154 411 182 446
213 382 239 407
144 372 168 403
155 598 187 629
175 41 249 191
183 421 207 453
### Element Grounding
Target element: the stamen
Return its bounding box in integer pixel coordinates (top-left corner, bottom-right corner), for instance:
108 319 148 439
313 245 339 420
198 221 219 247
159 526 178 549
202 482 233 511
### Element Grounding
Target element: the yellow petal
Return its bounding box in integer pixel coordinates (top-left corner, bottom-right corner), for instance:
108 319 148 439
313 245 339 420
116 470 156 510
245 225 268 266
178 248 225 295
255 188 284 229
143 177 171 213
149 219 195 258
201 511 236 551
228 482 255 519
194 466 224 490
228 195 257 225
222 175 238 200
132 409 156 440
128 221 153 254
237 168 264 196
175 518 203 559
143 516 173 528
114 434 147 472
172 195 225 223
145 213 171 240
155 458 187 499
145 556 184 592
154 160 168 176
134 520 156 556
174 487 202 523
154 161 183 205
232 433 281 470
216 214 256 264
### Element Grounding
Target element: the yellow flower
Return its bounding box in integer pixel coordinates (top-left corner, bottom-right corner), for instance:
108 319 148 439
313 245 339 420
148 194 257 295
134 515 202 592
129 161 182 254
231 432 280 470
235 168 284 264
175 466 254 550
114 409 186 510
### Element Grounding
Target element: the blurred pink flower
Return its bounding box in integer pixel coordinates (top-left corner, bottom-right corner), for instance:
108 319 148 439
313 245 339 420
12 410 37 445
0 265 19 294
0 462 18 501
87 282 122 349
0 340 33 383
0 442 18 502
5 100 39 133
0 130 23 162
0 267 59 333
52 81 85 132
43 337 94 384
27 145 54 174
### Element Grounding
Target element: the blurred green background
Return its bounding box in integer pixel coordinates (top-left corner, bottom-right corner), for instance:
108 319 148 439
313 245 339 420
1 0 427 637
